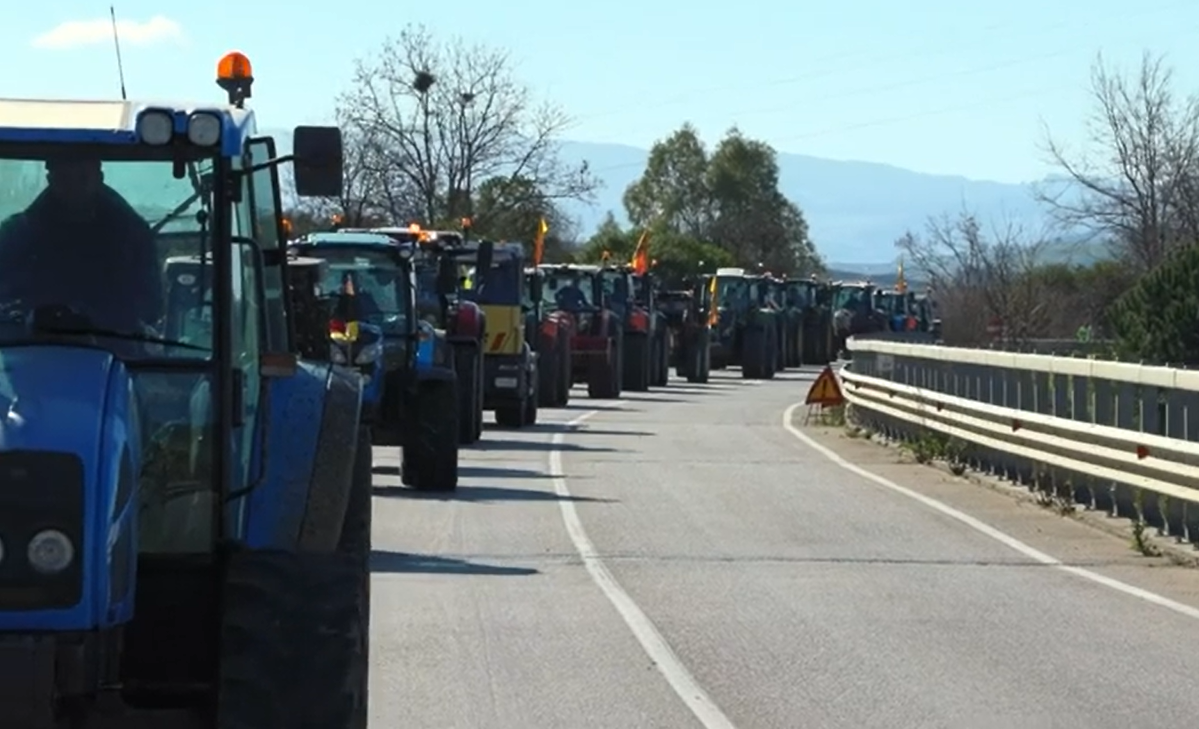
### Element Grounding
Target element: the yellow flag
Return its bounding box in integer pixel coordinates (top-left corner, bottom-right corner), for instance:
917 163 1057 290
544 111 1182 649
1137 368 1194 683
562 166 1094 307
707 276 719 326
533 217 549 265
630 230 650 274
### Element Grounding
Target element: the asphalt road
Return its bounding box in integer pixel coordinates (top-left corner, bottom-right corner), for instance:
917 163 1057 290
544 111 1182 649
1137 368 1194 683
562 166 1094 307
368 367 1199 729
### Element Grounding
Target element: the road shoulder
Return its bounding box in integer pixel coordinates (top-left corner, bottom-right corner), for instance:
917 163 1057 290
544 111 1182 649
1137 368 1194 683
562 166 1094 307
792 409 1199 612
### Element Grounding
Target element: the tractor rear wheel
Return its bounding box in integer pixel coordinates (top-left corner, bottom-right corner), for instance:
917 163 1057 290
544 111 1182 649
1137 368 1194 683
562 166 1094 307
216 428 371 728
741 328 768 379
403 381 459 491
623 333 650 391
556 332 572 406
454 345 482 445
537 342 558 408
587 340 620 399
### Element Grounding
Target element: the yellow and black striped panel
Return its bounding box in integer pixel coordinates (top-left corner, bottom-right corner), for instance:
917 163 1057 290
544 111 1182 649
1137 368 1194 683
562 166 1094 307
480 305 524 355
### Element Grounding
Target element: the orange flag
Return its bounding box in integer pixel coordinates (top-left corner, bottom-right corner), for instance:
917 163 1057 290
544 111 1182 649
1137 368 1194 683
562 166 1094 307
533 217 549 265
630 230 650 275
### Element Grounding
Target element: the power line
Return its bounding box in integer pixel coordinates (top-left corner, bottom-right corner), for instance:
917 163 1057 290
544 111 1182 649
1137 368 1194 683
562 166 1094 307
555 0 1191 126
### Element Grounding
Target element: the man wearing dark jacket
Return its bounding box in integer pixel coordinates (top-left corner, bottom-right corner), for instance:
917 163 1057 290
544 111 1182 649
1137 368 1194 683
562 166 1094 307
0 157 162 333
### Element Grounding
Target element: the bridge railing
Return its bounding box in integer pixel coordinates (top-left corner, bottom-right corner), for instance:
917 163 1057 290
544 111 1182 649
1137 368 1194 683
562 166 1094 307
841 338 1199 547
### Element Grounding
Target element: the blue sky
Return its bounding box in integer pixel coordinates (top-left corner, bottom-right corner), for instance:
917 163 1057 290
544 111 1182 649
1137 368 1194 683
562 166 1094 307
8 0 1199 184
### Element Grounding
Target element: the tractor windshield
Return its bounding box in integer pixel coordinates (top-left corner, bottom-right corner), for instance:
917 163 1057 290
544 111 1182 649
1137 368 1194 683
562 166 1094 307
311 247 410 334
833 286 873 311
543 270 595 311
784 283 809 308
0 147 216 359
463 256 522 306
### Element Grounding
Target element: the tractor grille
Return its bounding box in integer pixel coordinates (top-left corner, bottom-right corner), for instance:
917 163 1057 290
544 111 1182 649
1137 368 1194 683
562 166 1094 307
0 452 85 609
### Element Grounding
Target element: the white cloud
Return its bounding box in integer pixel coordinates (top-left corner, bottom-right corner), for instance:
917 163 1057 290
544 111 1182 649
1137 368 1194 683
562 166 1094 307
31 16 184 50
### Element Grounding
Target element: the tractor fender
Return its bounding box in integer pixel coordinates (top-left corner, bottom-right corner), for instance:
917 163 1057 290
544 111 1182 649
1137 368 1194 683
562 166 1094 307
296 364 364 553
243 359 330 550
450 300 485 341
0 346 138 633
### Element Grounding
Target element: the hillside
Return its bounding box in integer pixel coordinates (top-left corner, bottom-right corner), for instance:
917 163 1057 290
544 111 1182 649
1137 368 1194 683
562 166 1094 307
557 140 1083 266
269 129 1085 266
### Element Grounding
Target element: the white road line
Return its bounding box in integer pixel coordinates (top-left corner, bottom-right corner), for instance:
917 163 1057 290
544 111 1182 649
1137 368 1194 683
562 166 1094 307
782 402 1199 621
550 406 738 729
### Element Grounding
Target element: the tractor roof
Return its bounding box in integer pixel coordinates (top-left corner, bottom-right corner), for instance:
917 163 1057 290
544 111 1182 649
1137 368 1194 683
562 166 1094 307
541 263 599 274
296 231 399 248
715 267 746 277
0 98 256 157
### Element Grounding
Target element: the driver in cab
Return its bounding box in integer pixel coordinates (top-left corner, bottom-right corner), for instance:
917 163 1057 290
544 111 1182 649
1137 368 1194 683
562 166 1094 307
0 156 162 335
552 276 589 311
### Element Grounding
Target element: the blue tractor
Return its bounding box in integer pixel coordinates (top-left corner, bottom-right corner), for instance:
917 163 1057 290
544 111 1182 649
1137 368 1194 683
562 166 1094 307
290 231 462 491
0 52 373 727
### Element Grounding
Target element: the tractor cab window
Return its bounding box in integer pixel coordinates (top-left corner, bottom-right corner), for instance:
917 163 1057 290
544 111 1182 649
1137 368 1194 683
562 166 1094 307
632 275 651 306
543 270 595 312
784 283 808 308
463 255 522 306
600 271 631 315
715 276 746 306
414 258 442 321
313 247 410 335
0 149 215 359
833 286 872 311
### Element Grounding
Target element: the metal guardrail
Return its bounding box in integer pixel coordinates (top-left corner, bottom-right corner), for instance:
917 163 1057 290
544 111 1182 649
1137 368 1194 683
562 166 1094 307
842 338 1199 547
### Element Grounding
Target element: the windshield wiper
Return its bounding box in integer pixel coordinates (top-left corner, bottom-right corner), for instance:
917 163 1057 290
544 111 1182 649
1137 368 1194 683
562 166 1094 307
33 322 209 352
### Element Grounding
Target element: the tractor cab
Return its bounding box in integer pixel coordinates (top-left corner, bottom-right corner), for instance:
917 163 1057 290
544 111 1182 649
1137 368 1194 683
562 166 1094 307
540 264 624 398
287 231 419 429
0 51 380 727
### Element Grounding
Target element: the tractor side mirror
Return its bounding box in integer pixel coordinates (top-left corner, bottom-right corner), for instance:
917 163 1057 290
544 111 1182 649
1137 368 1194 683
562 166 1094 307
529 273 543 303
292 125 343 198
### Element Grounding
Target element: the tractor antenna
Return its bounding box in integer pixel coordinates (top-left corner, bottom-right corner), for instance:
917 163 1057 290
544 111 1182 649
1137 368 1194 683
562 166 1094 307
109 6 128 100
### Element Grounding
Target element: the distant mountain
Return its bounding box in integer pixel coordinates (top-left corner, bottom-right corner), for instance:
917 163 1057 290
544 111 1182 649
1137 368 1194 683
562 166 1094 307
557 140 1082 265
268 128 1086 266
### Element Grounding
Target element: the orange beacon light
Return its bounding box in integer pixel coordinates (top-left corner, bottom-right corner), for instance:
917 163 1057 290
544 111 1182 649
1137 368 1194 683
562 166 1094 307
217 51 254 107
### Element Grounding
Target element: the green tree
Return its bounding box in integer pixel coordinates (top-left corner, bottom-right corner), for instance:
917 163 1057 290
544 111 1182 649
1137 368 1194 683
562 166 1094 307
1108 244 1199 365
622 125 822 276
623 124 710 236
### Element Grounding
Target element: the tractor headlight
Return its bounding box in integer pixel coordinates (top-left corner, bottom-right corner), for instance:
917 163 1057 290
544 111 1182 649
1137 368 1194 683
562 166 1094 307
136 110 174 145
354 341 382 364
27 529 74 575
186 112 222 146
330 343 348 364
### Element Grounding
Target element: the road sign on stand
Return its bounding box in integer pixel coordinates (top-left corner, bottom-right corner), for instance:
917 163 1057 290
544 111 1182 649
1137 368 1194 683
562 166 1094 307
803 365 845 424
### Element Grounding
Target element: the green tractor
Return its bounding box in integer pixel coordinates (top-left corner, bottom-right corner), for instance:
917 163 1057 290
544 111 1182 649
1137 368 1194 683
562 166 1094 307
708 267 779 379
790 277 835 365
873 288 942 340
830 280 887 358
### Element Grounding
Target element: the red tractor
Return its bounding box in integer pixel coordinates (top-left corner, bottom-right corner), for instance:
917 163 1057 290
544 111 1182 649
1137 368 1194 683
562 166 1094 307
524 267 574 407
539 263 624 399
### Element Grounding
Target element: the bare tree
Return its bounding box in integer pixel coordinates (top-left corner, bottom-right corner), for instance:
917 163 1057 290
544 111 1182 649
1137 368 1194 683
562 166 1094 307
1037 52 1199 271
337 24 599 232
897 211 1050 346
